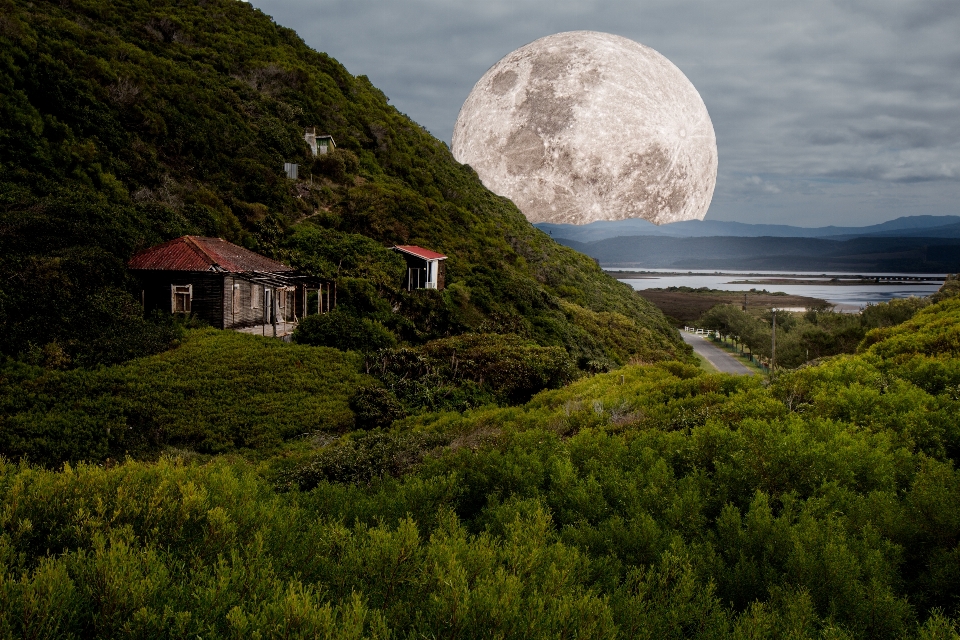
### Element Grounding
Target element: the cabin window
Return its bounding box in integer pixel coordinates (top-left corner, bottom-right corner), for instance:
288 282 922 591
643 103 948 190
251 284 260 309
171 284 192 313
232 283 240 315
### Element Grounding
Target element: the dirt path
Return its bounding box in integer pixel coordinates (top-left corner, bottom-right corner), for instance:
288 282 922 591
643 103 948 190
680 331 755 376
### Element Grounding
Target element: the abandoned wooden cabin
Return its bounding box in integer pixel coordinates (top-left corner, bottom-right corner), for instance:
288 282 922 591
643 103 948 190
128 236 333 335
392 245 447 291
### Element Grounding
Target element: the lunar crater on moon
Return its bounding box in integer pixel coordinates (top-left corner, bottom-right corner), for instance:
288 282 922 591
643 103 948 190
452 31 718 226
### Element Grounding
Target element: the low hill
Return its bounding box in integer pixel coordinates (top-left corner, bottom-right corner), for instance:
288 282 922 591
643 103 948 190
0 0 682 369
558 235 960 272
831 221 960 240
537 214 960 242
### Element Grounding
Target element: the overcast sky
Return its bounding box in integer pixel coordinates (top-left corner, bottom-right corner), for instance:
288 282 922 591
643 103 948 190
252 0 960 227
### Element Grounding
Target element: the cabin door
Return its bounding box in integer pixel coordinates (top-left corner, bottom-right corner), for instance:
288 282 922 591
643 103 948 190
264 288 273 324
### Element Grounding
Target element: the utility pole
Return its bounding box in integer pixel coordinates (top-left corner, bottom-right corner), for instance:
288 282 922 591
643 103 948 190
770 308 777 377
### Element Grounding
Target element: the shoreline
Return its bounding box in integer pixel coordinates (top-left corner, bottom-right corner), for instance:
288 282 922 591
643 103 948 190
605 270 945 285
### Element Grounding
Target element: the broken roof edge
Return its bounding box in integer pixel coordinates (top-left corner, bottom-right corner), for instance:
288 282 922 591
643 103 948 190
234 270 327 287
392 245 448 260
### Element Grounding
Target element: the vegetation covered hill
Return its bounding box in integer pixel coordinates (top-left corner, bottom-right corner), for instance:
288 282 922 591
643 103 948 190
0 0 681 370
2 279 960 638
557 234 960 272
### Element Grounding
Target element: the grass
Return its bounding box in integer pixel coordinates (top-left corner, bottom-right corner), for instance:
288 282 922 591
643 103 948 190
691 350 719 373
708 334 768 375
0 329 374 465
636 288 828 326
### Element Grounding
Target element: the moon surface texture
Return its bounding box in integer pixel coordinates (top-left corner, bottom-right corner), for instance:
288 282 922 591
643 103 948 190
452 31 717 226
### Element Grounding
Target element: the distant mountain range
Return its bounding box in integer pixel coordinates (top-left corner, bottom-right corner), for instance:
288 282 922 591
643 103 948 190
536 215 960 243
538 215 960 272
554 235 960 273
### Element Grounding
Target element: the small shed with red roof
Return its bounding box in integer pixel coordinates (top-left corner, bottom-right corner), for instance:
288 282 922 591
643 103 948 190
392 245 447 291
129 236 327 333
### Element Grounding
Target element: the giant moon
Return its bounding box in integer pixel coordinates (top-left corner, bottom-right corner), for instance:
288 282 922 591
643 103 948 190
452 31 718 225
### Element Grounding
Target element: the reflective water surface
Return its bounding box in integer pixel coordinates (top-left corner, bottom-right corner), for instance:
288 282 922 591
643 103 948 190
613 269 945 309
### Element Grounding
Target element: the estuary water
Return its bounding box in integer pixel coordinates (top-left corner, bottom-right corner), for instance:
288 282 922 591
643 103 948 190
613 269 945 310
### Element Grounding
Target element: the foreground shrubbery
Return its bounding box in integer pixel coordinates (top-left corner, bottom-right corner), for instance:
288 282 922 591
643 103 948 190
2 297 960 637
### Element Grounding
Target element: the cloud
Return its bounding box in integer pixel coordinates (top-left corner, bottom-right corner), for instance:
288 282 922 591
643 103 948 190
251 0 960 226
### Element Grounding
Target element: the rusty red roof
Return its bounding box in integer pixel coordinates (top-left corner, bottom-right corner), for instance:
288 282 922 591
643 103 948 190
128 236 294 272
393 245 447 260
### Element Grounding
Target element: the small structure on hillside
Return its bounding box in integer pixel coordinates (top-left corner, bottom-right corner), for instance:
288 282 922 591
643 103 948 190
129 236 329 337
283 162 298 179
392 245 447 291
304 127 336 156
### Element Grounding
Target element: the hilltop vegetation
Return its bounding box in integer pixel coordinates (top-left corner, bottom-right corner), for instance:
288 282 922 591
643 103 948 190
0 0 681 371
2 286 960 638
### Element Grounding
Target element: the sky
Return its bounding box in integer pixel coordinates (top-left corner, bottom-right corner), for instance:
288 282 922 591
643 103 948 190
251 0 960 227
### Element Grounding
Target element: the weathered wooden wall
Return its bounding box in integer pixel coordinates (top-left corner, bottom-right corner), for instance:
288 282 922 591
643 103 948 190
134 272 321 330
134 271 225 328
223 276 270 329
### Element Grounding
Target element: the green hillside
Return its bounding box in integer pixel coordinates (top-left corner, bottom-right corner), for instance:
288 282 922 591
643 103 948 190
0 0 682 370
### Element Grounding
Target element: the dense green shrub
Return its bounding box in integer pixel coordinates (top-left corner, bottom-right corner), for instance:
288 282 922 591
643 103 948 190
861 296 930 329
0 247 184 367
371 333 579 410
281 428 454 489
293 309 397 352
350 385 404 430
931 273 960 302
311 147 360 182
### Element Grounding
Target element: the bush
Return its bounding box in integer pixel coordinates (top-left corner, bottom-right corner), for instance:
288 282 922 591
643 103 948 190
312 148 360 182
350 385 404 430
0 248 184 368
862 296 930 329
371 333 579 409
293 309 397 352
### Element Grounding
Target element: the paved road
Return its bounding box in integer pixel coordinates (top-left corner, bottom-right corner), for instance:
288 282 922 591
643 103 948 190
680 331 755 375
